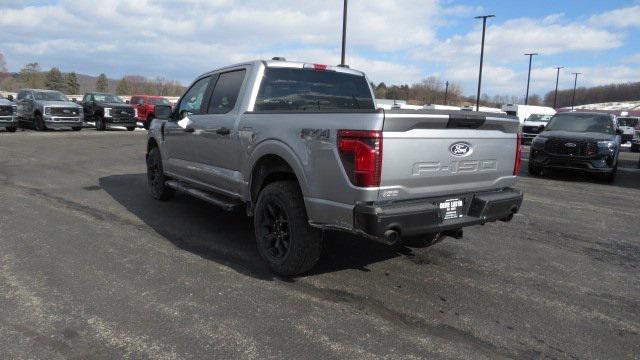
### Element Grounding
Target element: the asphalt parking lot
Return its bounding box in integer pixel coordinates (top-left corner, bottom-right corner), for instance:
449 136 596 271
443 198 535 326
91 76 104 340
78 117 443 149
0 128 639 359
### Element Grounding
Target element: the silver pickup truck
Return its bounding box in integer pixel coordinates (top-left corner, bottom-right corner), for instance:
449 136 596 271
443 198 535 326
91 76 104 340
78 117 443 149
16 89 84 131
0 96 18 132
147 59 523 275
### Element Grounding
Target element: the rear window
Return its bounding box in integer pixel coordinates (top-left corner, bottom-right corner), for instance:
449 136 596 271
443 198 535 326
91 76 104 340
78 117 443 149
254 68 375 112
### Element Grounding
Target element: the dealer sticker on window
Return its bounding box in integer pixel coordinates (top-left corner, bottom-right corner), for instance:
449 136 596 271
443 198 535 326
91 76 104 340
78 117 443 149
439 199 464 220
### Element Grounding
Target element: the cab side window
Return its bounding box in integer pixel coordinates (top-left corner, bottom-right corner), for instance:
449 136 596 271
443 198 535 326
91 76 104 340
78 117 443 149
83 94 91 103
178 77 212 116
207 70 246 114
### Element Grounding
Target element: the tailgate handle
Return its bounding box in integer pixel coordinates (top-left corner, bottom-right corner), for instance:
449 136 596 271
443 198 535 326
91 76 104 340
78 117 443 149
447 116 485 129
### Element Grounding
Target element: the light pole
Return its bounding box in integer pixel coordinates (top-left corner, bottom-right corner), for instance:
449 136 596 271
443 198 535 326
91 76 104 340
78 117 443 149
474 15 494 111
524 53 538 105
553 66 564 109
571 72 581 110
340 0 348 66
444 81 449 104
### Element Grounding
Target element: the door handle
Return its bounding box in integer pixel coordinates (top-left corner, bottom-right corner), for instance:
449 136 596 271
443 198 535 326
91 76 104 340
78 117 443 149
216 127 230 136
184 127 195 133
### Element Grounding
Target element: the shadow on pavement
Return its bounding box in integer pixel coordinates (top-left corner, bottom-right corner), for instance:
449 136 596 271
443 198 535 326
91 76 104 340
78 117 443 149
99 173 413 280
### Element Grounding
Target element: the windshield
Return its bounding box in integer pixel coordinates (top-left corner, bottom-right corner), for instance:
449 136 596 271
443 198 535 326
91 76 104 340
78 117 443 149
149 97 171 105
526 114 553 123
545 113 615 135
254 68 375 112
34 91 68 101
93 94 124 103
617 117 639 127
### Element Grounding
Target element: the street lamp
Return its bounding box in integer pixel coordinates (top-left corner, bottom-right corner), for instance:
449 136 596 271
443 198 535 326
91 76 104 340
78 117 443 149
524 53 538 105
474 15 495 111
553 66 564 109
571 72 582 110
341 0 348 66
444 81 449 105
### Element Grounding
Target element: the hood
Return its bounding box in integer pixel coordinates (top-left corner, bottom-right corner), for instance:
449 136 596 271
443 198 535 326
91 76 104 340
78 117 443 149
96 102 133 109
0 98 14 106
39 100 81 108
539 130 615 142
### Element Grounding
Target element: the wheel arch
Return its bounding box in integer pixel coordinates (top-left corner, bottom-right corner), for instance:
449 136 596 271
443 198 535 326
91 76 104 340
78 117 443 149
249 154 303 206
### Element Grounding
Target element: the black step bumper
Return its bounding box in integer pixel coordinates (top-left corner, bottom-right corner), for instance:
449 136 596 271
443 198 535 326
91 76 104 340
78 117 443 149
354 188 523 242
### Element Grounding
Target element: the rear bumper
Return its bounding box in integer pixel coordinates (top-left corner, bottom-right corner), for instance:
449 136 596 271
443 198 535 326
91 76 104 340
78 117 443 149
353 188 523 242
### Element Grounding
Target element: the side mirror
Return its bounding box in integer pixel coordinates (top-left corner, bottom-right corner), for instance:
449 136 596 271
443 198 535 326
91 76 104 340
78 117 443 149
7 95 14 102
155 105 173 120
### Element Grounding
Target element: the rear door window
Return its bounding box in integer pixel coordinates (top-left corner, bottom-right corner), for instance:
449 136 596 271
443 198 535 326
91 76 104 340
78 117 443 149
207 70 246 114
254 68 375 112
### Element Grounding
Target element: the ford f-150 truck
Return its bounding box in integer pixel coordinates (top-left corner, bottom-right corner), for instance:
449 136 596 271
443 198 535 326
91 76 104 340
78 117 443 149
82 92 137 131
146 59 523 275
0 95 18 132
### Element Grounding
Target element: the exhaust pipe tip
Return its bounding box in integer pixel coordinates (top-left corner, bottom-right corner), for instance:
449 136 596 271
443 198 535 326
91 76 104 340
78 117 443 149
383 229 401 245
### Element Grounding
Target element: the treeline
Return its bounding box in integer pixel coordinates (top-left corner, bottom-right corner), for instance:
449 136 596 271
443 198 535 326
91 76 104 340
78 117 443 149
372 77 464 105
0 54 185 96
371 77 544 108
543 82 640 108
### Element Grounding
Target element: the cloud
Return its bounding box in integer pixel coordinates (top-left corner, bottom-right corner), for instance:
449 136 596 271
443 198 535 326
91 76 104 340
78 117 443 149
589 5 640 28
0 0 637 98
414 16 623 64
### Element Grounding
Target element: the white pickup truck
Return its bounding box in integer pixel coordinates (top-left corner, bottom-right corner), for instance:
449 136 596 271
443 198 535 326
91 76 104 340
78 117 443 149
146 58 524 275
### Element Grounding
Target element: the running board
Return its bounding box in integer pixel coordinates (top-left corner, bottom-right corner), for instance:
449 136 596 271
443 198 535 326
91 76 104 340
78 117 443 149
165 180 244 212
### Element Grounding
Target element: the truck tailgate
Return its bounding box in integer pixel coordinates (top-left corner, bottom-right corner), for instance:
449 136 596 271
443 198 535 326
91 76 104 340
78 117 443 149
379 110 520 201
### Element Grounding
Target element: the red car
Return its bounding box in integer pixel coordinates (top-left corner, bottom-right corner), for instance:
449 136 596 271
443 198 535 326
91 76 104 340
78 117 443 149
130 95 173 129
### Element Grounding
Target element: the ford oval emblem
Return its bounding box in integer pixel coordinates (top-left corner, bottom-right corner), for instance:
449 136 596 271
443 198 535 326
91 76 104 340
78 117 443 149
564 143 577 148
450 142 472 157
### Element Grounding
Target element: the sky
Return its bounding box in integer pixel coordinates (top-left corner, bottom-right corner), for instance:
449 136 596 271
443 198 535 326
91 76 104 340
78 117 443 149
0 0 639 98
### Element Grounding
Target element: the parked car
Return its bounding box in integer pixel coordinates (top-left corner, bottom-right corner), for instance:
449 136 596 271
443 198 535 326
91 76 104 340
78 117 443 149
130 95 173 129
145 58 523 275
522 114 554 143
82 92 137 131
616 116 639 144
631 122 640 153
16 89 83 131
528 112 622 182
501 104 556 126
0 95 18 133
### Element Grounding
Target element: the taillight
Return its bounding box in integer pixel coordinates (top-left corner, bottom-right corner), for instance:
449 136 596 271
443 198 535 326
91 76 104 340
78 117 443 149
338 130 383 187
514 132 523 176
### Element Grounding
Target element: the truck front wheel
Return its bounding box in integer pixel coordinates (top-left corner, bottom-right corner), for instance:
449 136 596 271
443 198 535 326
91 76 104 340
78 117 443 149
34 114 46 131
147 147 175 201
254 181 322 276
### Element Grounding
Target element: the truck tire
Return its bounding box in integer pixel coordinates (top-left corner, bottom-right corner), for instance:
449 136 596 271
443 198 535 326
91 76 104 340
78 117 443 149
71 126 82 131
254 181 322 276
146 147 175 201
403 233 441 248
34 114 46 131
126 126 135 132
528 163 542 176
95 116 106 131
6 126 17 133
